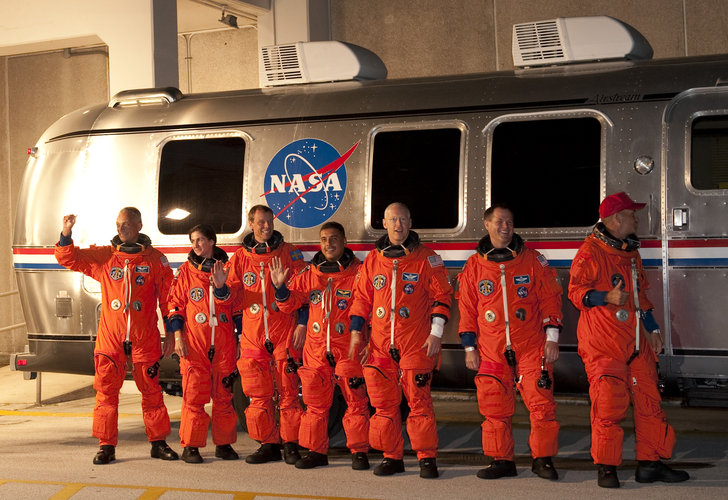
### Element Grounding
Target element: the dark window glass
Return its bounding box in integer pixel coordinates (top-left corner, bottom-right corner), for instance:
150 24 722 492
491 118 600 228
691 116 728 190
158 137 244 234
370 128 461 229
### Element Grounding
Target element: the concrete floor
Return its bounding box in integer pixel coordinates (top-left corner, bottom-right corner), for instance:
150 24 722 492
1 365 726 499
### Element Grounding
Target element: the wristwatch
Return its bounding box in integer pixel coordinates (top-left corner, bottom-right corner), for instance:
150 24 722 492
464 346 475 352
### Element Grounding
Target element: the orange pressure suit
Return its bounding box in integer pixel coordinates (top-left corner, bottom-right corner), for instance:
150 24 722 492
168 247 239 449
276 247 369 455
457 234 562 461
227 231 306 445
55 234 173 446
349 231 452 461
569 224 676 466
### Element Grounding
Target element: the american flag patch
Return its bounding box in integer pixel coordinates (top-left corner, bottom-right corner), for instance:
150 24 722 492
537 254 549 268
427 255 444 268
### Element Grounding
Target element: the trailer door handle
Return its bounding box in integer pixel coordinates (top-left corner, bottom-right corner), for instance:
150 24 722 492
672 207 688 230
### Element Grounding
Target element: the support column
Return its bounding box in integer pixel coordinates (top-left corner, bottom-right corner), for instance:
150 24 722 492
257 0 330 47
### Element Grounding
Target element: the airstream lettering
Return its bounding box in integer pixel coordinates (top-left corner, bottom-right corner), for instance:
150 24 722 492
11 52 728 405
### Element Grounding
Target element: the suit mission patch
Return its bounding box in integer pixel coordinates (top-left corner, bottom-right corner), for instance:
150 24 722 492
190 288 204 302
310 290 323 305
478 279 494 296
242 272 257 287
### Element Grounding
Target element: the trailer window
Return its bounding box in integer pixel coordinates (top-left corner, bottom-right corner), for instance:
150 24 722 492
158 137 245 235
490 117 600 228
691 116 728 190
370 128 461 229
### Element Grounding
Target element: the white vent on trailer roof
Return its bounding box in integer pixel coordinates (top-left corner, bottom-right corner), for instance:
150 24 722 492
512 16 653 67
514 20 565 63
260 41 387 87
261 44 303 83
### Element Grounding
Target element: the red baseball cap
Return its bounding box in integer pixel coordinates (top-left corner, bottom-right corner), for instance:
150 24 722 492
599 192 646 219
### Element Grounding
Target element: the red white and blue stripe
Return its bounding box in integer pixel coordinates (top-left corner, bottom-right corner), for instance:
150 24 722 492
14 239 728 271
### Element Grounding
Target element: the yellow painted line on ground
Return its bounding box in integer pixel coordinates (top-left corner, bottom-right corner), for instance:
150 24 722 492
49 483 84 500
1 479 378 500
136 486 166 500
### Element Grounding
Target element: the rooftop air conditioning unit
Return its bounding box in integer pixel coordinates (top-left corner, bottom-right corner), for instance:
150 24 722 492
512 16 653 67
260 41 387 87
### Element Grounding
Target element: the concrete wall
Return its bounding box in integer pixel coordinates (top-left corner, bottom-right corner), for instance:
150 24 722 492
177 28 259 94
0 49 108 361
2 0 728 362
330 0 728 78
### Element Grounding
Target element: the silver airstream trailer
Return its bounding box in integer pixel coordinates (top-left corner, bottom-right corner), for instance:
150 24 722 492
11 24 728 407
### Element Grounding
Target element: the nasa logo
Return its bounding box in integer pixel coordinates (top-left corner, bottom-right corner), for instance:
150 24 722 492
517 286 528 298
135 275 145 286
190 288 204 302
403 283 415 295
110 267 123 281
337 298 348 310
262 139 358 228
